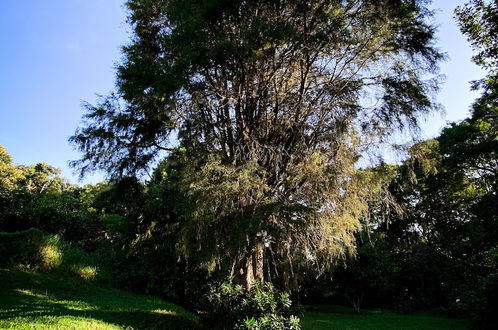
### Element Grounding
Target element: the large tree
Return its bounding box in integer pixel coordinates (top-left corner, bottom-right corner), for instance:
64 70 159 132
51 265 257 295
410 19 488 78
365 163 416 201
71 0 442 289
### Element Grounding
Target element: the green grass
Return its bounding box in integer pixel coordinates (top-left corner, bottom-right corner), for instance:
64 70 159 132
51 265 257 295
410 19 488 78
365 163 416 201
0 269 200 329
301 304 470 330
0 267 471 330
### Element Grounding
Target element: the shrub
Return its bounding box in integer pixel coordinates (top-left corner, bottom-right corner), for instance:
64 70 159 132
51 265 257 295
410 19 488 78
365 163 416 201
472 247 498 329
204 281 301 330
0 228 45 268
100 213 128 235
0 228 111 282
473 273 498 329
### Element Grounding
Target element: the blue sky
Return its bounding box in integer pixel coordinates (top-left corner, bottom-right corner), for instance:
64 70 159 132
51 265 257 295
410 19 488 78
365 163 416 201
0 0 485 184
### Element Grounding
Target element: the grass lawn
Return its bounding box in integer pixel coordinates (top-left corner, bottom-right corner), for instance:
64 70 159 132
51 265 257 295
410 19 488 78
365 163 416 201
301 304 470 330
0 268 471 330
0 269 200 329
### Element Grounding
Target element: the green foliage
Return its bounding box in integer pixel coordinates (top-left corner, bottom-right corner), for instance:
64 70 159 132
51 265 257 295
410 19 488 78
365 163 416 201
0 189 102 242
115 159 200 301
0 145 24 192
305 99 496 313
1 145 64 196
397 51 497 319
395 245 456 311
0 229 110 282
100 214 128 235
205 281 301 330
469 246 498 329
70 0 442 290
474 274 498 329
0 228 46 269
328 232 398 312
455 0 498 71
360 88 497 312
2 1 497 328
0 146 108 245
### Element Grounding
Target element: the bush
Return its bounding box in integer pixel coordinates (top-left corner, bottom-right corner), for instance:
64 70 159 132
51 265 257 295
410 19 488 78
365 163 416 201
0 228 45 268
204 281 301 330
473 273 498 329
0 228 111 282
472 247 498 329
473 273 498 330
0 190 105 246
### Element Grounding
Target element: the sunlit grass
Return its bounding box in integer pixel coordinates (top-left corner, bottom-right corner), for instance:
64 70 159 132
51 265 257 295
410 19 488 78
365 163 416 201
0 267 470 329
0 315 122 330
70 265 98 280
39 241 63 270
0 269 200 329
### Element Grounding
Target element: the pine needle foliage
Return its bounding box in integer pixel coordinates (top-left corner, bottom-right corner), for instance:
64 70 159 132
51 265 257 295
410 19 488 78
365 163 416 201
71 0 442 288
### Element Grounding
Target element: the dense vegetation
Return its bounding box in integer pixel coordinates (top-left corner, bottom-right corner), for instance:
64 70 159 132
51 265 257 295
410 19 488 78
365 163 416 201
1 0 497 329
70 0 442 293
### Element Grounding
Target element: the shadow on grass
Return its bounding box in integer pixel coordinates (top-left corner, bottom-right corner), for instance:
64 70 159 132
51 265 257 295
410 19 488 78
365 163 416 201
0 269 200 330
301 304 470 330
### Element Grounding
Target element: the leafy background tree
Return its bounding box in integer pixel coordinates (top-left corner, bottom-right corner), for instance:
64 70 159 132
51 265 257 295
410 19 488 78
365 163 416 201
309 2 497 327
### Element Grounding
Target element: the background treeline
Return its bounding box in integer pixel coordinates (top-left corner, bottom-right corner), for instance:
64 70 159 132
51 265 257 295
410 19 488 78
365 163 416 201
303 96 498 320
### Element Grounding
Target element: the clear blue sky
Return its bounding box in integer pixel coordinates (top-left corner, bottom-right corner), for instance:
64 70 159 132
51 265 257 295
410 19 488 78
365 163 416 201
0 0 485 184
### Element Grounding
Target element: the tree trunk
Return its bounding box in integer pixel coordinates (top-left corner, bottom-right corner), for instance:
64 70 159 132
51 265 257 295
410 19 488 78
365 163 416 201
234 239 265 291
245 253 255 291
253 240 264 284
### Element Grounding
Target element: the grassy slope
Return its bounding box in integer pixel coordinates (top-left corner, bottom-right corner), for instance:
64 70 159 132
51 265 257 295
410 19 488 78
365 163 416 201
0 269 470 330
0 269 200 330
301 305 470 330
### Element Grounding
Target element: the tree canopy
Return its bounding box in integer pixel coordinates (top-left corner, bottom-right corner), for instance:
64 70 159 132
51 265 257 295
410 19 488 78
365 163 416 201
70 0 442 289
455 0 498 72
